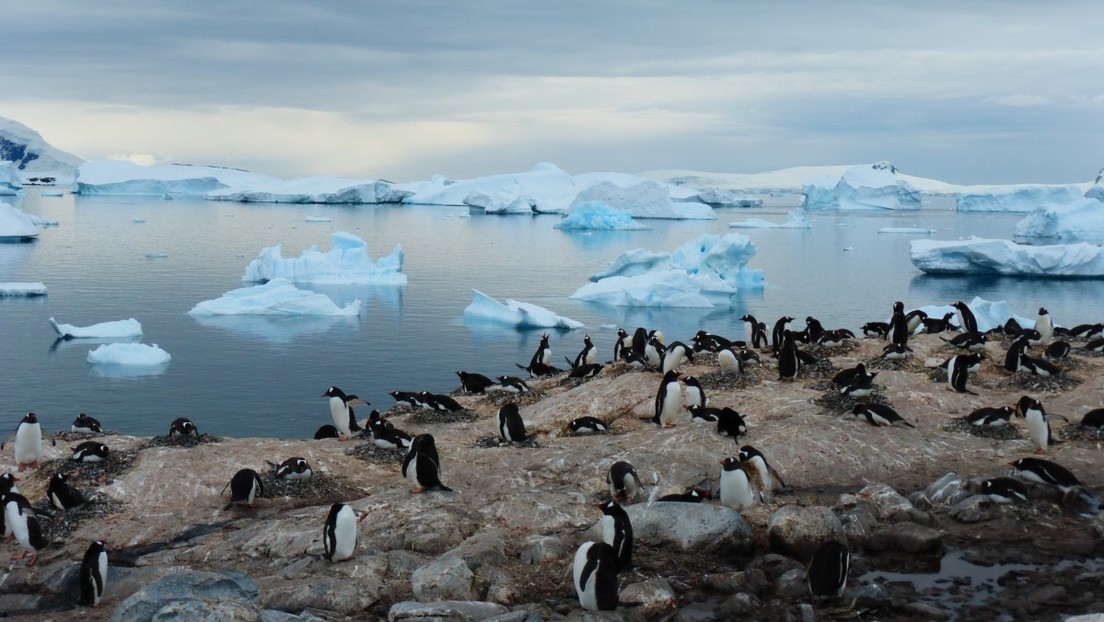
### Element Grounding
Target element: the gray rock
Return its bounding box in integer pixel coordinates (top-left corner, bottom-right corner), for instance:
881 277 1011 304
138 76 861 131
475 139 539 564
256 570 384 616
846 582 892 608
522 535 567 565
902 602 948 619
401 508 482 555
109 569 261 622
799 603 816 622
719 592 761 616
674 604 721 621
856 483 928 523
838 505 878 544
480 611 532 622
445 528 507 572
1065 616 1104 622
620 578 677 617
766 506 845 560
259 611 321 622
1027 584 1066 603
909 473 972 509
619 502 753 552
948 495 993 523
775 568 808 598
412 556 478 602
388 600 509 621
865 522 942 553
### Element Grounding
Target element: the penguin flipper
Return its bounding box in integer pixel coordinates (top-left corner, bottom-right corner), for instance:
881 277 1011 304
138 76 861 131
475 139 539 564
41 428 56 446
0 429 15 450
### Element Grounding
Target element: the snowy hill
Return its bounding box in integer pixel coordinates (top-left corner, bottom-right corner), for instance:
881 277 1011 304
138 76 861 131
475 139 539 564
0 116 84 178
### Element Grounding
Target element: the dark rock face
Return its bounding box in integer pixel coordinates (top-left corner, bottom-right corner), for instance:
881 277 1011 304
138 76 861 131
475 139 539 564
0 136 39 169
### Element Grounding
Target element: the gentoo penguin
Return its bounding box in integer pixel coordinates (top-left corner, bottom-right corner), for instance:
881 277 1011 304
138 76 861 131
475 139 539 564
716 407 748 440
618 349 649 369
953 301 978 333
653 370 683 427
1017 351 1061 377
0 472 16 496
840 371 878 398
272 457 313 480
323 502 365 562
613 328 630 362
657 488 708 503
314 425 339 440
817 329 854 347
947 354 982 394
418 392 465 412
1035 307 1053 344
569 416 608 434
1015 396 1059 454
738 445 788 497
889 302 910 349
771 316 795 354
861 321 891 338
718 348 742 375
805 316 826 343
389 390 421 407
72 413 103 434
456 371 496 394
661 341 692 374
47 471 86 511
1003 336 1031 372
607 461 642 503
741 314 759 346
72 441 109 463
683 376 706 409
321 386 368 439
495 375 532 394
942 331 987 351
1008 457 1084 499
168 417 197 437
922 312 958 334
964 406 1014 427
644 335 666 368
1002 318 1025 336
689 405 723 423
78 540 108 607
905 309 928 335
402 434 452 493
3 413 56 472
1086 337 1104 353
1067 322 1104 339
4 492 46 566
515 360 564 378
832 363 869 388
977 478 1029 504
880 343 909 361
2 491 31 539
528 332 552 369
852 403 916 428
595 499 633 571
571 335 598 369
739 348 762 367
1043 340 1071 362
573 541 619 611
222 468 263 510
497 403 528 443
568 363 604 379
718 457 756 511
1080 408 1104 430
370 418 412 450
806 540 850 598
777 330 800 381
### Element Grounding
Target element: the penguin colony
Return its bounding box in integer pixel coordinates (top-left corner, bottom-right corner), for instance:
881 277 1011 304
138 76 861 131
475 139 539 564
1 301 1102 614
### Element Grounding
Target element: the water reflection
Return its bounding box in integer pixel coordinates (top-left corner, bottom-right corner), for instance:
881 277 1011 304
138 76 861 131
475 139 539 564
908 274 1104 324
191 314 360 344
89 361 171 379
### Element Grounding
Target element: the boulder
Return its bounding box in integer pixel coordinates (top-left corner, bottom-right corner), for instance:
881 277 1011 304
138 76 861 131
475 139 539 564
865 522 943 553
620 578 677 617
766 506 845 560
411 556 479 602
856 483 929 523
109 569 261 622
617 502 754 552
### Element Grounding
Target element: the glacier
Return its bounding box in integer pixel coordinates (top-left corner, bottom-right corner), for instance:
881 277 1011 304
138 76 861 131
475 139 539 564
76 161 281 196
0 202 39 241
554 202 650 230
207 177 411 204
1013 196 1104 243
694 188 763 207
463 289 583 329
801 162 921 211
189 278 361 316
49 317 143 339
0 162 20 195
956 185 1084 213
242 231 407 285
910 236 1104 277
729 209 811 229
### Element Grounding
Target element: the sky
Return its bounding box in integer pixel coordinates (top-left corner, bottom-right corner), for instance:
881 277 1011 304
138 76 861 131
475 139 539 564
2 1 1101 185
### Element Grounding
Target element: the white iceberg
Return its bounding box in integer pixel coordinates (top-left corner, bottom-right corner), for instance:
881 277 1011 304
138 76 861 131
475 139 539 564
87 343 171 366
75 160 281 196
1013 197 1104 242
188 278 360 316
463 289 583 329
49 317 143 339
801 162 921 211
572 232 764 308
910 236 1104 277
878 227 936 234
0 282 46 296
729 210 811 229
207 177 411 204
554 202 650 230
0 202 39 241
305 216 332 223
242 231 407 285
0 162 20 195
914 297 1034 334
956 185 1083 213
569 180 716 220
694 189 763 207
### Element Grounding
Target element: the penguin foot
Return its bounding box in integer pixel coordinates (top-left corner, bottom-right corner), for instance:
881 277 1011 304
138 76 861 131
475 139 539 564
663 423 676 428
14 551 26 563
409 487 424 494
1034 448 1046 454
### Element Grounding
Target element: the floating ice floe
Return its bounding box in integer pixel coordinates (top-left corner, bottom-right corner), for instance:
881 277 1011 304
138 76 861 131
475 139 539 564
569 180 716 220
572 232 764 308
914 297 1034 334
956 185 1083 213
207 177 411 204
464 289 583 329
49 317 143 339
188 278 360 316
1013 196 1104 243
693 189 763 207
802 162 921 211
729 210 810 229
305 216 332 223
87 343 171 366
0 282 46 296
554 202 650 230
878 227 936 234
910 236 1104 277
242 231 406 285
0 202 39 241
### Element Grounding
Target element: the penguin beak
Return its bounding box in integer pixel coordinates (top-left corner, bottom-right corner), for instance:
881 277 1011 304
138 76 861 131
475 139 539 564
592 502 604 510
718 460 726 466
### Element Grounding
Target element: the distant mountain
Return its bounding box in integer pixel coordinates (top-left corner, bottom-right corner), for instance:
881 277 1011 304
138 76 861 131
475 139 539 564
0 116 84 176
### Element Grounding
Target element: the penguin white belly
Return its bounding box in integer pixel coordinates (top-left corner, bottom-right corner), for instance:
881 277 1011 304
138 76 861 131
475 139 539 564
1025 412 1049 452
403 455 422 487
331 507 358 561
96 552 108 602
14 423 42 467
662 349 686 374
329 398 350 436
584 349 597 366
573 544 599 611
749 456 773 496
658 383 682 426
601 515 616 548
720 469 755 510
718 349 740 375
5 503 30 549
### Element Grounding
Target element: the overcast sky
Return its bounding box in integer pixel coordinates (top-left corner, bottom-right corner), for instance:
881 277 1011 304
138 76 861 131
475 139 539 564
3 1 1101 184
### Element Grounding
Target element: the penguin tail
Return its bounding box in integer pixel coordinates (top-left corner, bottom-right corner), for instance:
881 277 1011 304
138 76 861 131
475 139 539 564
903 421 917 429
436 484 455 492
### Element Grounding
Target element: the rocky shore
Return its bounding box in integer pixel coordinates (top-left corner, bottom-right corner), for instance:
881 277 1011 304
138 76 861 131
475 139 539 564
3 330 1104 621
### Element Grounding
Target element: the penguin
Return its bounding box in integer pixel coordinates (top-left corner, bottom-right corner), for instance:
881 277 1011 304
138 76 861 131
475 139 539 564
716 407 748 440
321 386 368 439
1019 328 1044 346
771 316 795 354
1035 307 1053 344
1086 337 1104 353
168 417 197 437
607 461 642 503
0 472 16 496
653 370 683 427
613 328 630 362
976 478 1030 504
1043 340 1071 362
683 376 706 409
389 391 421 407
889 301 910 349
71 413 103 434
4 493 46 566
661 341 692 374
905 309 928 335
569 417 609 434
1003 336 1031 372
418 392 465 413
402 434 452 493
370 418 412 450
573 541 619 611
571 335 598 369
1015 396 1058 454
852 403 915 428
964 406 1014 427
1008 457 1084 499
657 488 708 503
806 540 850 598
1017 351 1061 377
817 329 854 347
515 360 564 378
78 540 108 607
72 441 109 463
2 413 57 472
2 491 32 539
364 409 393 432
953 301 978 333
880 343 909 361
718 348 742 375
688 405 723 423
805 316 826 343
495 375 532 394
77 541 107 609
47 471 86 511
922 312 958 334
221 468 263 510
568 363 604 379
831 363 869 387
718 457 756 511
740 314 759 346
839 371 878 398
497 403 528 443
777 330 800 381
595 499 633 571
456 371 496 394
947 354 982 394
1002 318 1025 336
644 335 666 368
861 321 891 338
618 349 649 369
314 425 339 440
323 502 364 562
739 348 762 367
1080 408 1104 430
1067 322 1104 339
738 444 788 495
942 331 987 351
272 457 313 480
528 332 552 369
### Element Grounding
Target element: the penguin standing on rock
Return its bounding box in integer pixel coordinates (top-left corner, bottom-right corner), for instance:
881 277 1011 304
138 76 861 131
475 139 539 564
321 387 368 440
607 461 642 503
78 540 108 607
323 502 366 562
1015 396 1066 454
738 445 787 499
953 301 978 333
222 468 263 510
653 370 683 427
529 333 552 369
402 434 453 493
772 316 795 354
889 302 910 349
573 541 619 611
570 335 597 369
947 354 983 394
595 499 633 571
1035 307 1053 344
718 457 756 511
497 403 528 443
3 492 46 566
3 413 56 472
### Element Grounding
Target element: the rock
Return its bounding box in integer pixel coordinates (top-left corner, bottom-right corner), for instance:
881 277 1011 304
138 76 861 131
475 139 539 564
445 528 507 572
256 569 384 616
798 603 816 622
948 495 993 523
620 502 754 552
838 504 878 544
856 483 929 524
1028 584 1067 603
903 601 948 619
387 600 509 621
401 508 481 555
1066 616 1104 622
766 506 845 560
846 582 892 608
674 604 722 621
480 608 532 622
719 592 761 616
865 522 943 553
411 556 479 602
521 535 568 565
775 568 808 598
620 578 677 617
909 473 971 509
109 569 261 622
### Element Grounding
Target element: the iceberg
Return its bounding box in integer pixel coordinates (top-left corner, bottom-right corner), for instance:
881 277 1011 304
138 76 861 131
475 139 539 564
207 177 411 204
956 185 1083 213
569 180 716 220
463 289 583 329
75 161 282 196
878 227 936 234
188 278 360 316
87 343 171 366
0 162 20 195
571 271 716 308
729 210 811 229
554 202 650 230
914 297 1033 334
910 236 1104 277
0 202 39 241
802 162 921 211
0 282 47 296
1013 197 1104 243
49 317 142 339
242 231 407 285
694 189 763 207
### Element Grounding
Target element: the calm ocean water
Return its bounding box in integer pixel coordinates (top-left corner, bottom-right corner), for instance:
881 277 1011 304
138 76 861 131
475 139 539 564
2 190 1101 439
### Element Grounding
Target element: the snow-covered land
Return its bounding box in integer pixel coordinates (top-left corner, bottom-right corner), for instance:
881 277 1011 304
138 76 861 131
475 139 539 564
693 189 763 207
0 282 46 296
571 232 764 307
0 116 84 179
1013 196 1104 242
87 343 171 366
910 236 1104 277
188 279 361 316
76 161 281 196
915 297 1034 334
49 317 142 339
802 162 921 211
956 185 1084 213
554 203 650 230
207 177 411 204
0 162 20 195
241 231 406 285
0 202 38 240
729 210 811 229
463 289 583 329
